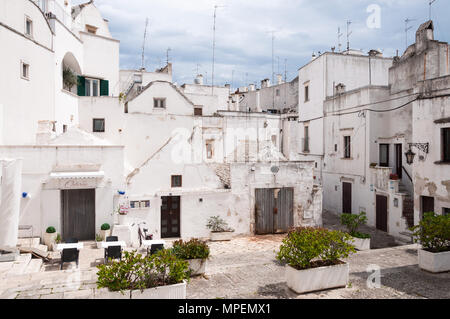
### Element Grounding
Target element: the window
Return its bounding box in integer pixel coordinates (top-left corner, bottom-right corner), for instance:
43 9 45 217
130 200 150 209
443 208 450 216
85 24 98 34
171 175 182 188
276 89 280 97
154 98 166 108
304 85 310 102
21 61 30 80
442 128 450 162
206 140 214 159
84 78 100 96
379 144 390 167
194 107 203 116
272 135 277 147
63 125 67 133
25 16 33 37
303 126 310 152
93 118 105 132
344 136 351 158
134 74 143 83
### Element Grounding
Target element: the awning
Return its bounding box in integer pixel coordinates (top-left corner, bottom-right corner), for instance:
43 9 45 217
49 171 105 179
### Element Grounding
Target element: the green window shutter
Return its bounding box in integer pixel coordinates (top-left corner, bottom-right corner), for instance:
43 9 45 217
100 79 109 96
77 76 86 96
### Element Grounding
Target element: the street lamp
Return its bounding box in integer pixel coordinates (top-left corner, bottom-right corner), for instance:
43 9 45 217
405 143 429 165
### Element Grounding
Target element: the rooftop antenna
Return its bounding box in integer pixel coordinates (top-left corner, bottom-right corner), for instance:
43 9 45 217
338 27 343 52
212 4 226 94
346 20 352 52
166 48 171 65
429 0 437 20
405 18 416 50
141 18 149 71
231 69 234 91
267 30 277 86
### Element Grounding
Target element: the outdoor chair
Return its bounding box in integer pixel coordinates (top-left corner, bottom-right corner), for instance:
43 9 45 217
149 244 164 255
104 236 122 263
60 238 79 270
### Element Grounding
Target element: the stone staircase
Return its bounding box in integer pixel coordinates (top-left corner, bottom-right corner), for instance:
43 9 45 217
0 253 43 279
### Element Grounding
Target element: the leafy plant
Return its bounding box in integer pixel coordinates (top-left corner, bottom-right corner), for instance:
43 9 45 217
63 67 78 91
171 239 210 260
206 216 234 233
390 173 399 180
101 223 111 231
276 227 356 270
96 233 103 242
46 226 56 234
55 233 62 244
410 212 450 253
340 212 370 239
96 250 190 295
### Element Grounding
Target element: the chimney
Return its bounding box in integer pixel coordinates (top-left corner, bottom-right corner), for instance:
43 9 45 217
261 79 270 89
36 120 56 144
416 20 434 53
225 83 231 91
312 52 317 61
194 74 204 85
248 84 256 91
276 74 283 85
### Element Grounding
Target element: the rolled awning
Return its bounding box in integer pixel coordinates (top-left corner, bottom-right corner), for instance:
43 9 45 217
49 171 105 179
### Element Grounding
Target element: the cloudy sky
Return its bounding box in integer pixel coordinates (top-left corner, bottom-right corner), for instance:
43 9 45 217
73 0 449 88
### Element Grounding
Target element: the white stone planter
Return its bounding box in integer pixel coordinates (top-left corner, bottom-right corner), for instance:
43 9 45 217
210 231 233 242
100 229 111 240
96 241 103 249
418 249 450 273
43 232 57 249
118 214 129 226
351 237 371 251
95 281 186 299
187 259 207 276
285 262 349 294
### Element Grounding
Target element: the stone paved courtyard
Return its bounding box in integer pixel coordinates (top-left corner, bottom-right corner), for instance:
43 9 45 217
1 211 449 299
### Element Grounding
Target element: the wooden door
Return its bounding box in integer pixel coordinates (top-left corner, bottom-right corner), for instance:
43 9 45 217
395 144 403 179
255 188 294 235
161 196 181 238
62 189 95 241
421 196 435 220
342 182 352 214
376 195 388 232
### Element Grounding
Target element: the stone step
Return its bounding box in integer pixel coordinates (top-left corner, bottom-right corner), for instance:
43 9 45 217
6 254 32 276
17 238 40 247
23 259 43 274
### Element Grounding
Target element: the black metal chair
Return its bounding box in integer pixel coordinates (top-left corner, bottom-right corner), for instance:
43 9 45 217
60 238 79 270
104 236 122 264
149 244 164 255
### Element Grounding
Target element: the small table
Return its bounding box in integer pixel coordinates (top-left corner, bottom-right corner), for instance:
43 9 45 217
55 243 84 251
141 240 166 255
100 241 126 249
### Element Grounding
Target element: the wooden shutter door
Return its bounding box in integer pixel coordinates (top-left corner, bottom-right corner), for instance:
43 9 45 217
77 76 86 96
100 79 109 96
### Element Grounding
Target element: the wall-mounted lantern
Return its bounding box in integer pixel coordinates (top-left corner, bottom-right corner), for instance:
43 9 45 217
405 143 429 165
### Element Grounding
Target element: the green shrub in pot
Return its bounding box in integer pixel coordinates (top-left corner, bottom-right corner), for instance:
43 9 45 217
340 212 371 239
101 223 111 231
171 239 210 260
411 212 450 253
46 226 56 234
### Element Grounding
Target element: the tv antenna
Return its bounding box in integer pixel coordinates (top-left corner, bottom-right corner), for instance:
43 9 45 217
266 30 278 86
212 4 226 94
405 18 416 50
429 0 437 20
141 18 149 70
338 27 343 52
346 20 352 51
166 48 171 65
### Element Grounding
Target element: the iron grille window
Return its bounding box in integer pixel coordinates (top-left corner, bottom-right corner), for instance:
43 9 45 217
154 98 166 108
93 119 105 132
344 136 351 158
171 175 182 188
442 128 450 162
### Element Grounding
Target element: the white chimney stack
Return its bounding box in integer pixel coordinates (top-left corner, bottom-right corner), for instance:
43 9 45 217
194 74 204 85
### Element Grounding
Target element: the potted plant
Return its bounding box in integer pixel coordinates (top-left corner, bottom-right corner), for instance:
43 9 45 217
171 239 210 276
206 216 235 241
63 67 78 92
117 205 129 225
389 173 399 180
100 223 111 240
43 226 57 249
96 233 104 249
369 163 377 168
340 212 371 251
277 227 356 294
411 212 450 273
51 233 62 252
95 249 190 299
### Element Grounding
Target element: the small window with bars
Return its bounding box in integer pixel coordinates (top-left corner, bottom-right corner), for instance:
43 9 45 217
171 175 182 188
344 136 351 159
154 98 166 108
93 118 105 132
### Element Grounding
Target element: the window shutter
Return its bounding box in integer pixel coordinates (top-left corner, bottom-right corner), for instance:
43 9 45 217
77 76 86 96
100 79 109 96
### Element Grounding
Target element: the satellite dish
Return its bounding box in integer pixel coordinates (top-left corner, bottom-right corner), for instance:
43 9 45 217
271 166 280 174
